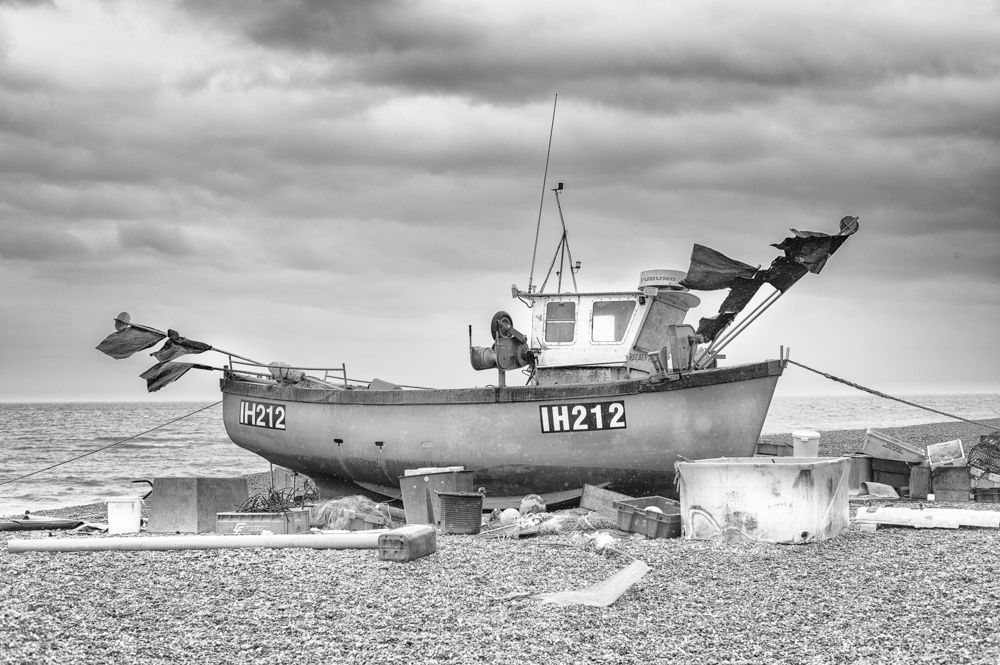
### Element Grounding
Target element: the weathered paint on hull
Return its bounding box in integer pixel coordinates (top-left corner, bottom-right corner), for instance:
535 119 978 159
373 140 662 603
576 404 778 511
221 360 782 499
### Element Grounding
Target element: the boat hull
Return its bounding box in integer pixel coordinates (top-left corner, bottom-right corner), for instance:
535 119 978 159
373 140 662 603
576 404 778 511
221 360 782 501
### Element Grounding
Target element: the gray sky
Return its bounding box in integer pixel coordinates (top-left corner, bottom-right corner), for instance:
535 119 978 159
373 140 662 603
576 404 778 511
1 0 998 402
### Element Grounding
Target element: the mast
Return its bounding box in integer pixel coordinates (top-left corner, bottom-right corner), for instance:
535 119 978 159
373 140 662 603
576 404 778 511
527 94 558 294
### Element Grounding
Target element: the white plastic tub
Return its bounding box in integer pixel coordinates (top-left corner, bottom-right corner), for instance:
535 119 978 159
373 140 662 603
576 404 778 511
107 497 142 534
675 456 851 544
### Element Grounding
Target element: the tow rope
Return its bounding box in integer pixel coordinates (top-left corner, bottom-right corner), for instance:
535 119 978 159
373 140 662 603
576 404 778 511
785 359 999 431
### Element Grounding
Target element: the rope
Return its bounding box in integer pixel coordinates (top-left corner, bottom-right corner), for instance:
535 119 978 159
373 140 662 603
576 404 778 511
0 401 223 488
785 360 999 431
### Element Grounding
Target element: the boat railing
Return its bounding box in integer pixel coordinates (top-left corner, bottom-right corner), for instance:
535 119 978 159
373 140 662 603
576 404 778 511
224 358 431 390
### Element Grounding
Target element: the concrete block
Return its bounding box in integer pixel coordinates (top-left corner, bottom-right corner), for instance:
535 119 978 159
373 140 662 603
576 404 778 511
270 466 316 497
147 477 249 533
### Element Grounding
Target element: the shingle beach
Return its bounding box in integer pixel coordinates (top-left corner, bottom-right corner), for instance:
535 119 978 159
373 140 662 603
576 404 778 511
3 418 999 665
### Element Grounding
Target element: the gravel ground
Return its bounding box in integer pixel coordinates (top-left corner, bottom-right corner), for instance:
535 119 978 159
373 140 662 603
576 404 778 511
2 419 999 665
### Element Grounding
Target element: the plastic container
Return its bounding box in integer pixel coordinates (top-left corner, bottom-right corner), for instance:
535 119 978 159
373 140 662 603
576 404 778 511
215 508 311 535
378 524 437 562
974 488 1000 503
436 491 484 535
909 464 932 500
926 439 966 469
931 467 971 502
845 454 873 493
613 496 681 539
792 430 821 457
107 498 142 534
870 458 912 490
398 469 474 525
862 429 927 463
756 442 792 457
348 513 388 531
675 457 851 544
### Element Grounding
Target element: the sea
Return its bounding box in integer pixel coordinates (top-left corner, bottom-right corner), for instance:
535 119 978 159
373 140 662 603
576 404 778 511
2 394 998 517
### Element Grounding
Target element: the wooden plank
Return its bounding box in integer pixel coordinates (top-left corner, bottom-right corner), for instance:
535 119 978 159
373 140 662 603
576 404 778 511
580 484 633 516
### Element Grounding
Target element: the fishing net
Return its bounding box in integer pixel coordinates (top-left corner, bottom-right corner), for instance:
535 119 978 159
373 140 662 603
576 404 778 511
967 433 1000 475
309 496 393 530
239 486 319 513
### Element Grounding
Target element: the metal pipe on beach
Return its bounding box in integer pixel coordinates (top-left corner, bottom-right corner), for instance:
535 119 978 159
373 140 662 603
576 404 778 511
7 532 384 554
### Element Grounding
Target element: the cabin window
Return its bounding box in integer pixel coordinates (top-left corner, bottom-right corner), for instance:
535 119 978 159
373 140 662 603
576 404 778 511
591 300 636 343
545 302 576 343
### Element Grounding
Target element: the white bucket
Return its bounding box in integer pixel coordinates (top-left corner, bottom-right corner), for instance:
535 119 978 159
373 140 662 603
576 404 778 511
107 497 142 534
792 430 821 457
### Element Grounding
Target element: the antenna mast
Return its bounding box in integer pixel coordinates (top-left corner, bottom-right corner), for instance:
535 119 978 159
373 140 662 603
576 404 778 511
538 183 580 293
527 93 558 294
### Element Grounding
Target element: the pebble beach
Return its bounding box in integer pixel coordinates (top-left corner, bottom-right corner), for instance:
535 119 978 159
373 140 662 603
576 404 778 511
3 418 1000 665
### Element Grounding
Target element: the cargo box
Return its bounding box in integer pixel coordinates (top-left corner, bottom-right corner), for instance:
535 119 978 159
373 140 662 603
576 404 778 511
675 457 851 544
927 440 966 469
931 467 971 502
862 429 927 463
909 464 931 500
974 488 1000 503
215 508 311 535
755 442 792 457
870 458 912 491
348 513 389 531
613 496 681 539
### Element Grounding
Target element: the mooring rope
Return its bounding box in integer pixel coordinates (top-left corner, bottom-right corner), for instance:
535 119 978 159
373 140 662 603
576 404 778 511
785 359 999 431
0 401 223 488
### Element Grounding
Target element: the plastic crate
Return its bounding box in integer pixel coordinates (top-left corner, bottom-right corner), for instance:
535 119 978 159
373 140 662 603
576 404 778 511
348 513 388 531
927 439 966 469
215 508 311 535
870 458 912 491
974 488 1000 503
613 496 681 539
862 429 927 463
755 442 792 457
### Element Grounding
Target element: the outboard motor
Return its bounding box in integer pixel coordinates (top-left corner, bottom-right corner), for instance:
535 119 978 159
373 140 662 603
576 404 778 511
470 311 535 372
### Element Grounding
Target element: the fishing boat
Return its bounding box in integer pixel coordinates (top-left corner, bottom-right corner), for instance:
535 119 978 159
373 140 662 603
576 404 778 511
97 183 858 506
215 206 858 506
220 271 784 506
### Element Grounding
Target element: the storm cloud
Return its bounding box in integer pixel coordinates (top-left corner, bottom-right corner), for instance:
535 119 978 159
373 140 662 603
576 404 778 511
0 0 997 401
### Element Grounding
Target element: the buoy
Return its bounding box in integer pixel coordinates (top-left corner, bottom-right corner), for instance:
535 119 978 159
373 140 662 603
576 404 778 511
499 508 521 524
519 494 546 515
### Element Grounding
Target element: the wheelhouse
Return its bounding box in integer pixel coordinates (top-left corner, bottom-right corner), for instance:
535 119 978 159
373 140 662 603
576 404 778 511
517 270 701 385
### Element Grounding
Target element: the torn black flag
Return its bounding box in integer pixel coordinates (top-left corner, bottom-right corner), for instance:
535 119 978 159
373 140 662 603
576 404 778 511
152 329 213 362
96 325 166 360
139 361 212 392
679 244 758 291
